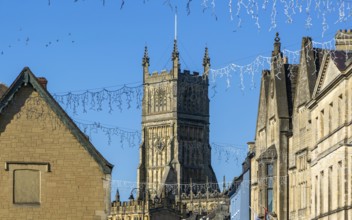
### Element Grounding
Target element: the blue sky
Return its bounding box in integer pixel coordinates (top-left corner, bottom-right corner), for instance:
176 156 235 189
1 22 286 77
0 0 350 200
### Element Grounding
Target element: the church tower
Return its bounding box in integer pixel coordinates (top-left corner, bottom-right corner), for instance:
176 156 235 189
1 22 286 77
137 41 218 200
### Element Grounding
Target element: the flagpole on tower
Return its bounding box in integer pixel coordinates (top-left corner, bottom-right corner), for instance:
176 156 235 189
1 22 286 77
174 6 177 41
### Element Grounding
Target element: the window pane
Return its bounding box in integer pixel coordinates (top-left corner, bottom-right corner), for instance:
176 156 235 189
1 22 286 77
267 164 273 176
267 189 273 212
268 177 273 188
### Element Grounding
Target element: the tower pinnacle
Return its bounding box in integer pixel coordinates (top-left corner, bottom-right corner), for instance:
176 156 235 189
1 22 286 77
142 46 150 82
203 47 211 76
172 40 179 78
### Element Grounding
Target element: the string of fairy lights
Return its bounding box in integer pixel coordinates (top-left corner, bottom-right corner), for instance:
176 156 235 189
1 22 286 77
50 34 351 109
14 35 343 152
2 33 350 163
1 1 351 163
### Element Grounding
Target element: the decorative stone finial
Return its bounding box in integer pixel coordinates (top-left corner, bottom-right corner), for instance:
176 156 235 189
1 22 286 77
273 32 281 55
274 32 280 43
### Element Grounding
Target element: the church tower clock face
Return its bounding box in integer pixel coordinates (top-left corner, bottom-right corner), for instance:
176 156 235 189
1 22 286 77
153 135 166 152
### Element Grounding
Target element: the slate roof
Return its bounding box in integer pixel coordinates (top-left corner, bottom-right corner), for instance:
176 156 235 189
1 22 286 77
0 67 113 174
330 50 352 71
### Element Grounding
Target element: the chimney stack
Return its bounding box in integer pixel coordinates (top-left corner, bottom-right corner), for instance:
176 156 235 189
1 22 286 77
0 83 8 97
37 77 48 89
335 29 352 51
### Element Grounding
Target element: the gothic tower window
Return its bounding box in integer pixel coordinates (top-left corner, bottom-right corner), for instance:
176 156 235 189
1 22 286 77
320 171 324 214
338 94 343 126
320 110 324 139
298 106 305 131
328 166 332 211
315 117 319 143
329 103 333 133
337 161 342 208
315 175 318 216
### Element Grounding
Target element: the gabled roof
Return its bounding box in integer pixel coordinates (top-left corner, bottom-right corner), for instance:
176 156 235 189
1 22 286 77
0 67 113 174
292 38 321 110
255 70 270 134
272 61 290 119
313 51 352 98
331 51 352 71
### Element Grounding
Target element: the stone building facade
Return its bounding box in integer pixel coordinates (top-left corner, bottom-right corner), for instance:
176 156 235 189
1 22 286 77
0 68 113 219
110 41 228 220
250 30 352 220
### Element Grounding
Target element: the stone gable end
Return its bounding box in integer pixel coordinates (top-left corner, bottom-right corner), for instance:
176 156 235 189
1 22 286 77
0 85 110 219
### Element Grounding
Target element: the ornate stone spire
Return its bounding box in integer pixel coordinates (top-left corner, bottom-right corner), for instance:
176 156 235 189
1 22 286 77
203 46 211 76
273 32 281 56
142 46 150 82
172 40 179 78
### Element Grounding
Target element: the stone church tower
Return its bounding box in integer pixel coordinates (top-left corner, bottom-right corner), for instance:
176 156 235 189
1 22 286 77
137 40 218 200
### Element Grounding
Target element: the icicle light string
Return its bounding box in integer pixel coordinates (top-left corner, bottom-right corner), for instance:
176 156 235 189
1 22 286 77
73 119 141 147
16 98 253 156
212 142 248 164
41 0 351 33
44 36 350 113
111 154 352 196
53 84 143 114
110 175 293 195
210 34 352 89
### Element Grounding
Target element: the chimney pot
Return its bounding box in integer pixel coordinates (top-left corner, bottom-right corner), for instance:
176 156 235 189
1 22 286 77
37 77 48 89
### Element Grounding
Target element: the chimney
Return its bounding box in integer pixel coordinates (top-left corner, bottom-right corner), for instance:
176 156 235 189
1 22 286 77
247 141 255 153
283 56 288 64
37 77 48 89
335 29 352 51
0 83 8 98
